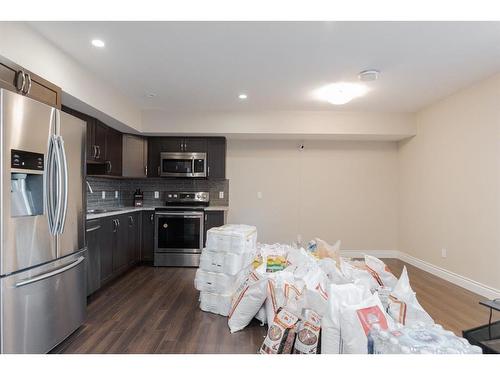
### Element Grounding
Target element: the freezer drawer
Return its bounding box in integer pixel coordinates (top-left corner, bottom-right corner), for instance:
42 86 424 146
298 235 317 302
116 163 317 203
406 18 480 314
0 251 86 353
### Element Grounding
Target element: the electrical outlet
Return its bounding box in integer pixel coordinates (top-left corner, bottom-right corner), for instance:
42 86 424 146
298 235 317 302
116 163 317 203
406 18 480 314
219 191 224 199
101 191 106 199
441 248 447 258
257 191 263 199
115 190 119 199
154 191 160 199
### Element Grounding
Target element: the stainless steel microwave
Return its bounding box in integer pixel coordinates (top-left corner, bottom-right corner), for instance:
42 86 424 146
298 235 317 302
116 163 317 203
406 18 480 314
160 152 207 177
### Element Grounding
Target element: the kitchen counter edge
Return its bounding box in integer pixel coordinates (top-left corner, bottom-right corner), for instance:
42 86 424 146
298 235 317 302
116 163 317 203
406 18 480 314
86 206 229 220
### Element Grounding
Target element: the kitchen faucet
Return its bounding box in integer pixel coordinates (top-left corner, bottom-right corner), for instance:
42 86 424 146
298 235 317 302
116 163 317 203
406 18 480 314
85 180 94 194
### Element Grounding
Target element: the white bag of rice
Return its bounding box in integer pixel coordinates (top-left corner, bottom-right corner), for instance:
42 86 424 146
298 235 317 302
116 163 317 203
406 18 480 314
318 258 352 285
321 283 370 354
339 292 393 354
387 266 434 326
228 271 268 333
199 291 232 316
265 271 302 325
255 305 267 325
364 255 398 289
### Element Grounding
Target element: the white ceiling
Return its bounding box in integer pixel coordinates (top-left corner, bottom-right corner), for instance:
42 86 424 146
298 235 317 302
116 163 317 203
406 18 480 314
29 21 500 113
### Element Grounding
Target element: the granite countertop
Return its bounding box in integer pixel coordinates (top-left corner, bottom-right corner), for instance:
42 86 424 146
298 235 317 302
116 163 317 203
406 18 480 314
86 205 229 220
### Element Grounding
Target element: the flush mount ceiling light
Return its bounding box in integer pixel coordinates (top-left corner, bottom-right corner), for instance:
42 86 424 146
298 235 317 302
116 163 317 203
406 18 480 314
358 69 380 82
91 39 105 48
313 82 369 105
145 93 157 98
238 93 248 100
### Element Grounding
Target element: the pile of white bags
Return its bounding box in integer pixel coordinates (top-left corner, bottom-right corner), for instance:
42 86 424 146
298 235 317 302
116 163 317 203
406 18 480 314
195 224 257 316
197 231 482 354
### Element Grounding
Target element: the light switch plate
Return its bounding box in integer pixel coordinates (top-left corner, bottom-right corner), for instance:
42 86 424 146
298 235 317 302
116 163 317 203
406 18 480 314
257 191 263 199
441 248 447 258
219 191 224 199
154 191 160 199
101 191 106 199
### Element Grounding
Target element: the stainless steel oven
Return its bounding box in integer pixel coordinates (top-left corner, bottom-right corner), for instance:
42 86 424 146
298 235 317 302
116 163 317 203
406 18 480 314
160 152 207 178
154 209 204 267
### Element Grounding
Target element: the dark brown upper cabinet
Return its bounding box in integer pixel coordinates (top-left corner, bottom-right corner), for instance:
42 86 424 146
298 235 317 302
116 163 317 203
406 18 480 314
104 126 123 176
0 55 62 109
207 137 226 179
62 106 123 176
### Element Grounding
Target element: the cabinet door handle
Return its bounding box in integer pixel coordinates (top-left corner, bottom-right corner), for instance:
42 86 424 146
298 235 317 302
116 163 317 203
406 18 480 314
86 225 101 232
157 166 160 176
207 166 210 177
180 140 183 151
150 213 154 222
96 145 101 159
129 216 134 225
144 165 148 176
15 70 26 92
112 219 117 232
116 218 120 228
106 161 112 173
22 73 32 95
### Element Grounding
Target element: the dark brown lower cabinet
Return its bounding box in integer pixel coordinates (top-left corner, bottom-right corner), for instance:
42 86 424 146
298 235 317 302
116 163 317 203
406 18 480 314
204 211 225 246
86 212 141 296
141 211 155 262
98 216 115 286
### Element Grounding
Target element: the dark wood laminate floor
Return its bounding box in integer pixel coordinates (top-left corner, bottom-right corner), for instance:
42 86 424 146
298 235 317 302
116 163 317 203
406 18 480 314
51 259 499 354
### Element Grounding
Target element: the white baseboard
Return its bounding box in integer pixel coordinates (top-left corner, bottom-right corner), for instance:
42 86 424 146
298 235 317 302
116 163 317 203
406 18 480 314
397 251 500 300
341 250 399 259
341 249 500 300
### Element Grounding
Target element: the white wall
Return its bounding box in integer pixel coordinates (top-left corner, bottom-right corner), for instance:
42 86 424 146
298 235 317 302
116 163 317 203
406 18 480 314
227 139 399 249
142 110 416 140
398 73 500 290
0 22 142 132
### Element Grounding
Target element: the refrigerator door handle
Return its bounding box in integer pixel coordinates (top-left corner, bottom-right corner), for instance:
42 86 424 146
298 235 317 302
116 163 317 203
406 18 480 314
14 256 85 288
46 134 54 233
56 134 69 234
52 133 63 237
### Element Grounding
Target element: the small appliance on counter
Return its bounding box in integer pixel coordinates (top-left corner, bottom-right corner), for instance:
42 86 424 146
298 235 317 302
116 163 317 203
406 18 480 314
133 189 144 207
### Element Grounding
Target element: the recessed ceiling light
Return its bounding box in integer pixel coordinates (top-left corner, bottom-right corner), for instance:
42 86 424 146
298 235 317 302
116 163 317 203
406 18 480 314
358 70 380 82
238 94 248 100
91 39 105 48
313 82 369 105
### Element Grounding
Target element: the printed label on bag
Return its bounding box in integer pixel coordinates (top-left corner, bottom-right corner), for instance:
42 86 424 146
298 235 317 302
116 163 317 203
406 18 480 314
356 305 388 335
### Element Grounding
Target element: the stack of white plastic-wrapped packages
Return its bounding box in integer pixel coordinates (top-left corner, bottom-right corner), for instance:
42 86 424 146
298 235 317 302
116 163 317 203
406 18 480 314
194 224 258 316
219 236 482 354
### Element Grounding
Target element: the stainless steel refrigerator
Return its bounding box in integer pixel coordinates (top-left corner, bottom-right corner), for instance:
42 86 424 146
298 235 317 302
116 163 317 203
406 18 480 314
0 89 86 353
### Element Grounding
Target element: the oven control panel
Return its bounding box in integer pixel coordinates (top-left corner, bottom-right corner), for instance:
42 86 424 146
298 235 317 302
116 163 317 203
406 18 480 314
165 191 209 204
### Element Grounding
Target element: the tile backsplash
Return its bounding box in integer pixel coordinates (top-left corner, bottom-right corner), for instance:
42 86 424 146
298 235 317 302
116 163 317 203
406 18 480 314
86 177 229 209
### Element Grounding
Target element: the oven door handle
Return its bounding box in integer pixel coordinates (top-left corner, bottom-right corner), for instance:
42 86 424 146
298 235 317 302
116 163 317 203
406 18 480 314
156 211 204 217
